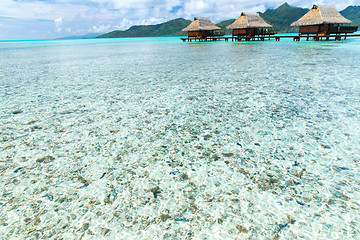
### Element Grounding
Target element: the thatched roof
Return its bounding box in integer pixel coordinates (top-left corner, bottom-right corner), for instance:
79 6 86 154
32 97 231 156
291 5 352 26
182 18 221 31
226 13 272 29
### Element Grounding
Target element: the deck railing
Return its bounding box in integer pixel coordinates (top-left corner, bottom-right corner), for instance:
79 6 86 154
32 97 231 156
339 26 358 33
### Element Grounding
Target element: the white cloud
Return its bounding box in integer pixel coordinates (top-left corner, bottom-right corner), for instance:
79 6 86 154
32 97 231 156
91 24 111 33
0 0 355 22
0 1 90 20
55 17 63 32
55 17 63 25
0 0 357 39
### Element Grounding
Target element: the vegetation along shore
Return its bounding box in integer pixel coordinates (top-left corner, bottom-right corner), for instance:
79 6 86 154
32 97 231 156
97 3 360 39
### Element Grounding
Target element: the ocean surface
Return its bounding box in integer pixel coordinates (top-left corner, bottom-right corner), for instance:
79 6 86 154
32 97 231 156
0 36 360 239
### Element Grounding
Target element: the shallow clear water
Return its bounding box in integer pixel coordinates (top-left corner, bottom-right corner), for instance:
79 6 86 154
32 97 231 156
1 37 360 239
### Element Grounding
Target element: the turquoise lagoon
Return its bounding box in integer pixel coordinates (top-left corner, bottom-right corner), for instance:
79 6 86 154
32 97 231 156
0 36 360 239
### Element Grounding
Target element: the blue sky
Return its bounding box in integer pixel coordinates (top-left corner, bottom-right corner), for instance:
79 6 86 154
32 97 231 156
0 0 357 40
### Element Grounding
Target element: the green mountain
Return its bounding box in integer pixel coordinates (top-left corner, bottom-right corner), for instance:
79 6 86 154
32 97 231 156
216 19 236 35
98 3 360 38
219 3 360 34
214 3 309 33
340 6 360 27
97 18 191 38
260 3 309 32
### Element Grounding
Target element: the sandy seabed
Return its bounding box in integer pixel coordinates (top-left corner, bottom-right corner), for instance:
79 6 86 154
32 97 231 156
0 38 360 239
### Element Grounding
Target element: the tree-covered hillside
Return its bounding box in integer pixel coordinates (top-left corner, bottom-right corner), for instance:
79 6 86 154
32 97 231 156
98 3 360 38
97 18 191 38
216 19 236 35
260 3 309 32
340 6 360 27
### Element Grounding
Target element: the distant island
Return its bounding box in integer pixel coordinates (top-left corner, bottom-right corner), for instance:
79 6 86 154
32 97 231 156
59 33 105 40
97 3 360 38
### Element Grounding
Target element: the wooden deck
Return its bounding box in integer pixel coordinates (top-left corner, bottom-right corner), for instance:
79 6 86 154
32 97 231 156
181 34 360 42
180 36 224 42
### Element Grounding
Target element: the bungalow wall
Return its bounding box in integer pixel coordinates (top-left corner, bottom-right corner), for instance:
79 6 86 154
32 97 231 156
299 25 323 35
299 24 358 35
232 28 275 37
188 30 210 38
232 28 254 36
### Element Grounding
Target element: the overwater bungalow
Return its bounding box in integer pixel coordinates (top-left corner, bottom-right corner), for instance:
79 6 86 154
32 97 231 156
226 13 276 41
291 5 358 40
182 18 224 41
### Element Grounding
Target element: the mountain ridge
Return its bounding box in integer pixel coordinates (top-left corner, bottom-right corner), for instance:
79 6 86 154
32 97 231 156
98 18 191 38
97 3 360 38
